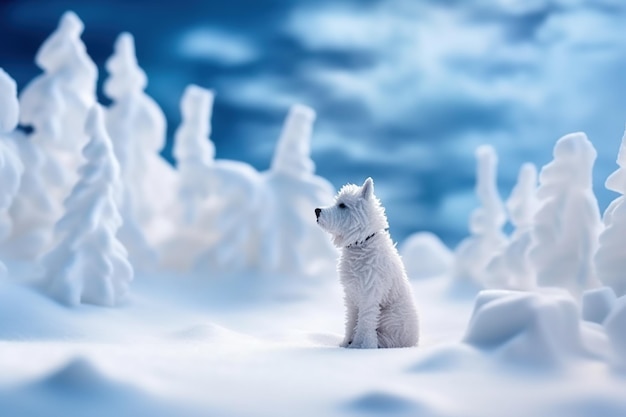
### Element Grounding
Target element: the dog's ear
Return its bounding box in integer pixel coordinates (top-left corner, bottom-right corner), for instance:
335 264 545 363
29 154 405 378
361 177 374 200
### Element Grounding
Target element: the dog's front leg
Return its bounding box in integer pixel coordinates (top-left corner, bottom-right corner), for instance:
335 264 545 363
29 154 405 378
341 300 358 347
349 302 380 349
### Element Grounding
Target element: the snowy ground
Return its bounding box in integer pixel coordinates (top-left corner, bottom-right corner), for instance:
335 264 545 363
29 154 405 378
2 267 625 417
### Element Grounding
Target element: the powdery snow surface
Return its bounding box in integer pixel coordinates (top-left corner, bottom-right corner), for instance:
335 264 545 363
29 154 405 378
1 272 626 417
2 11 626 417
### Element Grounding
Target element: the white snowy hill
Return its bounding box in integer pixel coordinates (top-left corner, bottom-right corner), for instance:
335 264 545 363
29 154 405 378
1 11 626 417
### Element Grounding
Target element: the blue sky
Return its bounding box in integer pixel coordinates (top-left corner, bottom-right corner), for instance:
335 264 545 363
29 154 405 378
2 0 626 245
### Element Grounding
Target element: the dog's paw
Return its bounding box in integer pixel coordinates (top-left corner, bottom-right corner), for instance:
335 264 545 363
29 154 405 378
347 338 377 349
340 339 353 348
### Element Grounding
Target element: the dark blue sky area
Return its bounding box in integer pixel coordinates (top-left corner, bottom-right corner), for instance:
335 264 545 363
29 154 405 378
2 0 626 246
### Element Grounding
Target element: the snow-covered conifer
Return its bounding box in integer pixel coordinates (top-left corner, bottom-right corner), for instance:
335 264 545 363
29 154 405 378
529 132 601 298
271 104 316 178
4 130 58 259
0 69 24 274
595 127 626 296
7 12 97 259
104 32 174 264
163 86 262 271
454 145 507 288
174 85 216 224
166 103 334 274
20 10 97 170
41 105 133 307
195 159 263 272
262 104 336 274
484 163 538 290
0 69 23 237
0 69 19 134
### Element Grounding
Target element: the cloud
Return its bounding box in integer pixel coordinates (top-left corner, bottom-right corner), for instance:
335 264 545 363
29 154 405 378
280 0 626 244
178 27 258 65
290 3 541 135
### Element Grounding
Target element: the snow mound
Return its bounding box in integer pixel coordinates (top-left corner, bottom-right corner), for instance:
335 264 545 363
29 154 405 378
582 287 616 324
409 344 484 373
347 391 421 415
41 357 113 392
346 390 452 417
0 356 206 417
0 279 83 339
400 232 453 279
463 290 586 366
605 296 626 367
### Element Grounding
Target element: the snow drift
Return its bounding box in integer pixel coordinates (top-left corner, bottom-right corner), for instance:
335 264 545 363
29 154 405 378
605 296 626 368
463 290 588 367
400 232 453 280
0 357 205 417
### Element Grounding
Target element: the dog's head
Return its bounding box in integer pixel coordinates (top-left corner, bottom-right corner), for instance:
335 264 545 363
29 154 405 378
315 177 389 248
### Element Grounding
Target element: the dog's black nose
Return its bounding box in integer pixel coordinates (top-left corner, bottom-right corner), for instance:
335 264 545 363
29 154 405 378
315 208 321 219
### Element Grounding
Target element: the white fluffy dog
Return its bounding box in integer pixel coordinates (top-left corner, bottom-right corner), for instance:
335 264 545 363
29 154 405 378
315 178 419 349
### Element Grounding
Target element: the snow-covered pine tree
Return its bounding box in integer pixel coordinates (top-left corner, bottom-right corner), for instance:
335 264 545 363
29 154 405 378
164 85 263 271
484 163 538 290
262 104 336 274
41 105 133 307
8 11 97 259
157 85 218 270
0 69 23 237
3 125 58 259
104 32 161 172
19 10 97 183
453 145 507 289
200 158 262 272
0 69 19 134
0 69 24 275
104 32 174 265
271 104 316 179
529 132 601 298
595 126 626 297
174 85 215 224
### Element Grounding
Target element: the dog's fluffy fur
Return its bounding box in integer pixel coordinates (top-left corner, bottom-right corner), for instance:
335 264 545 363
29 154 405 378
316 178 419 349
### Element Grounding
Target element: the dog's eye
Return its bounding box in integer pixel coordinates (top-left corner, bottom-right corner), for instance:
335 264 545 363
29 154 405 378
338 203 347 209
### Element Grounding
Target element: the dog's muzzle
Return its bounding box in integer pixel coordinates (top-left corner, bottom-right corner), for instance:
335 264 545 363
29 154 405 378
315 208 321 220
